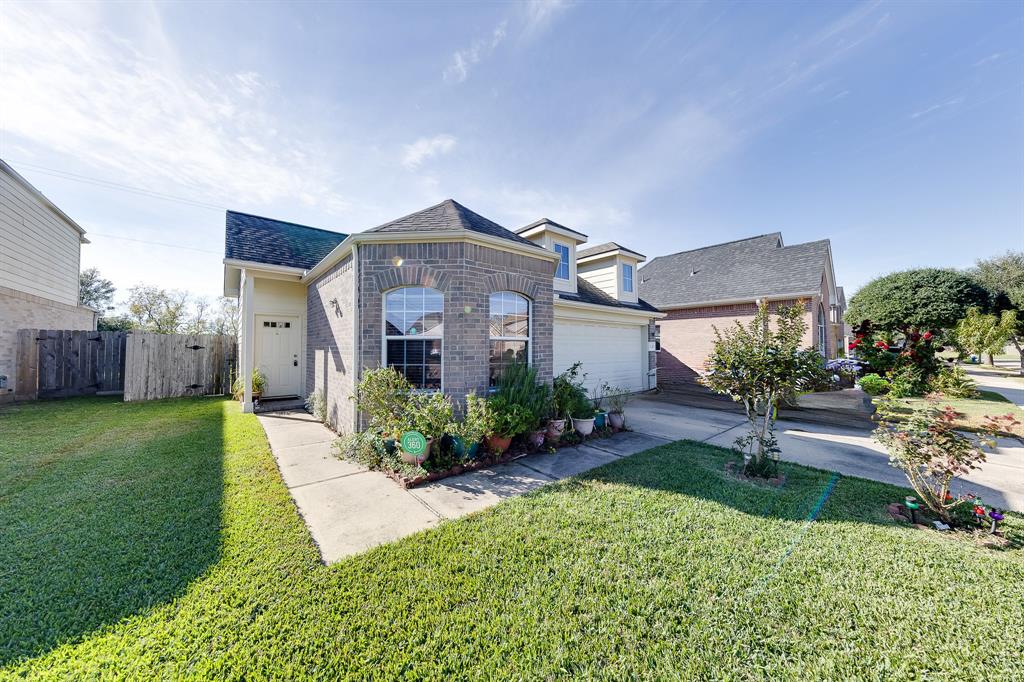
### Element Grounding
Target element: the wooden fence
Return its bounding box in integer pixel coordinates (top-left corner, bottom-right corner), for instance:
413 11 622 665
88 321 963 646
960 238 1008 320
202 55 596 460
123 333 236 402
14 330 236 402
15 329 127 399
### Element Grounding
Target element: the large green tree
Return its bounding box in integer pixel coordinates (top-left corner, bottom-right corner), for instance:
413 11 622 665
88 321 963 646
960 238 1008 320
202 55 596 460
969 250 1024 374
79 267 115 311
845 268 988 332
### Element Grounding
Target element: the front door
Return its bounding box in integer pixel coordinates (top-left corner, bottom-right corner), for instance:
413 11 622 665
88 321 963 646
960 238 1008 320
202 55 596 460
255 315 301 397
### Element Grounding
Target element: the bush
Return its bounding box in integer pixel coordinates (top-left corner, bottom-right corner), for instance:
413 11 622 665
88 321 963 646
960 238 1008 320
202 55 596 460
858 373 890 396
495 362 551 430
353 367 411 437
486 394 533 438
408 392 453 442
305 389 327 423
888 365 926 398
552 362 586 421
448 392 488 445
602 383 630 414
334 431 388 470
930 365 979 399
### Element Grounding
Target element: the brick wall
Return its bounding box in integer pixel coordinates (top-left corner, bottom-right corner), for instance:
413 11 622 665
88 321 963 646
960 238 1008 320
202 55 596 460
356 241 554 407
658 298 817 388
0 285 96 402
306 254 355 432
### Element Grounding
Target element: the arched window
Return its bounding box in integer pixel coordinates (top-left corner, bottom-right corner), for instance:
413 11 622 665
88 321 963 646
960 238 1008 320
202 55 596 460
818 303 827 355
489 291 530 386
384 287 443 390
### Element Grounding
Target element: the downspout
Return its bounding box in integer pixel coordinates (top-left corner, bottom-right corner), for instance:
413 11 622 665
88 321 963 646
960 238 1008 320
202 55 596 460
350 243 360 433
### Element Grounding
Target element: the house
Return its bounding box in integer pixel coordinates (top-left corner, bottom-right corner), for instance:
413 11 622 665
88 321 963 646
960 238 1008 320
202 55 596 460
222 199 663 430
637 232 842 391
0 159 96 403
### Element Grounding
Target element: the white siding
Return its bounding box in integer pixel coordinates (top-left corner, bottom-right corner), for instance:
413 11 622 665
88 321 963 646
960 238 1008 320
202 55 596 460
578 261 617 297
554 319 647 394
0 170 82 306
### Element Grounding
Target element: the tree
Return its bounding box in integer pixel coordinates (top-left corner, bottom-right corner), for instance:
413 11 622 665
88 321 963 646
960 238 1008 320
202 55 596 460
955 308 1017 366
701 301 827 478
211 297 240 337
97 315 135 332
126 285 190 333
79 267 115 311
183 297 213 334
970 251 1024 374
845 268 989 332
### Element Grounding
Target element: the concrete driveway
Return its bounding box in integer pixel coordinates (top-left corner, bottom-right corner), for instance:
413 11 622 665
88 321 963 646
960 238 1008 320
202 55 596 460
627 395 1024 512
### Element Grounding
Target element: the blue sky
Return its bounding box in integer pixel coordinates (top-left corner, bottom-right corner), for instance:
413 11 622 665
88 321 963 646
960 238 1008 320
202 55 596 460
1 0 1021 304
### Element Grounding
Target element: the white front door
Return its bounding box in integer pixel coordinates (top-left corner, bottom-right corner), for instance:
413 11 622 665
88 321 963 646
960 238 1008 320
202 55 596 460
255 315 301 397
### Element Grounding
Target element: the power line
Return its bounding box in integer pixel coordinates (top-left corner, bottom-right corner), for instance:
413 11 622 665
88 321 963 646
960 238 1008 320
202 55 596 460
88 231 223 255
6 159 226 211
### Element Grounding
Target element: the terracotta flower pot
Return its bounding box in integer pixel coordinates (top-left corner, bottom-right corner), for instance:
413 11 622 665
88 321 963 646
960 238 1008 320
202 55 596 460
572 417 596 436
485 434 512 454
529 429 546 449
608 412 625 429
546 419 566 440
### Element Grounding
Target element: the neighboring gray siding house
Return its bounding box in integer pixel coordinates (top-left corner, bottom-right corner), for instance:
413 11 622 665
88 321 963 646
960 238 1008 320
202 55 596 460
0 159 96 403
638 233 842 390
223 200 662 431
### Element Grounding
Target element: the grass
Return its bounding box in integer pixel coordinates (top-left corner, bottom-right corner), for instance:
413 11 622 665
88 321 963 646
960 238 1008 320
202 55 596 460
2 397 1023 679
886 393 1024 437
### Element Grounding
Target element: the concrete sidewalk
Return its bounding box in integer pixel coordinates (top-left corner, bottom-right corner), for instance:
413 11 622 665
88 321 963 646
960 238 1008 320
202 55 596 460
257 410 668 564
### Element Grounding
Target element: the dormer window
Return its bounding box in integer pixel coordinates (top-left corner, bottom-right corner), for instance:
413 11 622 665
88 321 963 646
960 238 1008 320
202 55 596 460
554 243 570 280
622 263 634 293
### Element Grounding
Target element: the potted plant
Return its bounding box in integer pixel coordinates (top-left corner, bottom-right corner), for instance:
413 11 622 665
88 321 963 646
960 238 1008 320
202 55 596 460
605 386 630 430
485 394 530 454
570 388 597 436
549 362 584 440
404 392 453 463
593 382 608 430
232 369 267 401
449 392 488 460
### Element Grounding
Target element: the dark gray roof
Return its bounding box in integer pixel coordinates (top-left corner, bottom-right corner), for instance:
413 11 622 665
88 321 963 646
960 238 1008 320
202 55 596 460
836 286 846 307
515 218 588 239
558 277 660 313
224 211 347 270
577 241 646 260
365 199 542 249
638 233 831 309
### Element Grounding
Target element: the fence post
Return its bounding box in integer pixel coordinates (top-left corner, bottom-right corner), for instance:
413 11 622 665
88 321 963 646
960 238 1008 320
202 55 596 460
14 329 39 401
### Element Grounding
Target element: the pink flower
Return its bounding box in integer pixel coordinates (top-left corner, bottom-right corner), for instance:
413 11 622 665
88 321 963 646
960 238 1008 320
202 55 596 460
874 341 889 350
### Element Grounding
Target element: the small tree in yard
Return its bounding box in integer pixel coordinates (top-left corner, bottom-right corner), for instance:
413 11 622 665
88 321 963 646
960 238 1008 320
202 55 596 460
955 308 1017 366
875 396 1019 525
702 301 827 478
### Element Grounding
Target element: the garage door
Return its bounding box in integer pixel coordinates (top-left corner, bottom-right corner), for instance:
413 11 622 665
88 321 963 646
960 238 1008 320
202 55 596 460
554 320 647 395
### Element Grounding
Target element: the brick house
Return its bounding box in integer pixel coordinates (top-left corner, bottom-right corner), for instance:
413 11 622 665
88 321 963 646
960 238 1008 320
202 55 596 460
637 233 844 390
223 200 662 430
0 159 96 403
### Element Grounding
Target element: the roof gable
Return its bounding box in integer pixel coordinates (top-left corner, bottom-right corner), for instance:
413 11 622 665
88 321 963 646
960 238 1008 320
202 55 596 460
576 241 646 260
224 211 347 270
638 233 830 309
364 199 541 249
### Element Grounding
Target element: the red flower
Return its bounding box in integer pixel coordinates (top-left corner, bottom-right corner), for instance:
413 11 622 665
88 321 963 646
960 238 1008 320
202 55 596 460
874 341 889 350
922 331 933 341
848 342 856 351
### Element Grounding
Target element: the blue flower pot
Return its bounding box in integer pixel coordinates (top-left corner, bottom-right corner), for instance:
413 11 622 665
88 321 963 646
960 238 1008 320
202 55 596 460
594 411 607 430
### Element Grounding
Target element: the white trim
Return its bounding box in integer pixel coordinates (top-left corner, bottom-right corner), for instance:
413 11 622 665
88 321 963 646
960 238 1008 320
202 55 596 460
516 222 588 244
351 243 360 433
655 291 818 310
302 229 559 284
0 158 88 241
488 290 532 385
553 241 571 281
577 248 646 265
240 268 255 413
224 258 306 276
554 297 665 323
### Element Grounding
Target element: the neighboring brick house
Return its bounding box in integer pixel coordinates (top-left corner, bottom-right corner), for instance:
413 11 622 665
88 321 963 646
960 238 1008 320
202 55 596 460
223 200 662 431
637 233 843 390
0 159 96 403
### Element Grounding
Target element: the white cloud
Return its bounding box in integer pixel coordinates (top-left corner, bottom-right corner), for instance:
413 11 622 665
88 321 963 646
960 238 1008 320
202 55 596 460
0 4 348 213
444 21 507 83
909 97 964 119
401 134 457 170
522 0 572 38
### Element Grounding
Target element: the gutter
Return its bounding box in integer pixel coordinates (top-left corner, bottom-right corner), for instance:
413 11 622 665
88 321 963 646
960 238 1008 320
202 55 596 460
554 297 666 320
652 291 818 311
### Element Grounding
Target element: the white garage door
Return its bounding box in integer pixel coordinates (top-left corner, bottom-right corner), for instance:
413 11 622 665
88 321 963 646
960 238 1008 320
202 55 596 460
554 320 647 395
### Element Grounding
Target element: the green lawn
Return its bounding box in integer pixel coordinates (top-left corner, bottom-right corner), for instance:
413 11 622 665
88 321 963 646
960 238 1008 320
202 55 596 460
887 392 1024 437
1 398 1022 679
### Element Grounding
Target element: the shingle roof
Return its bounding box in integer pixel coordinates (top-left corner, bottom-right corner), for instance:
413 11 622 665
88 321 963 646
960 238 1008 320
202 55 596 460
638 233 831 309
557 277 660 313
576 241 646 260
365 199 542 249
516 219 589 240
224 211 347 270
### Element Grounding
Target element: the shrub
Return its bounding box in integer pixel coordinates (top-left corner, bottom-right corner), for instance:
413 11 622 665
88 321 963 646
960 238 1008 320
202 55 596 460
552 362 586 421
888 365 926 398
353 367 412 437
874 395 1013 524
858 373 890 396
408 391 454 442
702 301 821 478
231 369 267 400
848 320 942 396
495 362 551 430
930 365 979 399
448 392 489 446
602 383 630 414
305 389 327 423
334 431 387 470
486 394 533 438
